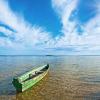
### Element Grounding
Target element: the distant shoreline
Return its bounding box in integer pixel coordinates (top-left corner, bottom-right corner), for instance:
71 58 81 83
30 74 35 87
0 55 100 56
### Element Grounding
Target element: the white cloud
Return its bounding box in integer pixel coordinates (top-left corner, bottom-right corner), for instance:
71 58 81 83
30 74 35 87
0 26 14 36
0 0 100 55
51 0 100 54
52 0 79 45
0 0 52 50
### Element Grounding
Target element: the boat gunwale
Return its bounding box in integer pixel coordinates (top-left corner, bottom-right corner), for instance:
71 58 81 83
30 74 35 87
21 66 49 84
13 64 49 84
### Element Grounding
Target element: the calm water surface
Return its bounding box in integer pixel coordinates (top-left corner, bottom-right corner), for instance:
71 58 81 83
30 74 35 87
0 56 100 100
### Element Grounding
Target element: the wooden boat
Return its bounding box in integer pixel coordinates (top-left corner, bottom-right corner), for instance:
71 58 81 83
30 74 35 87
12 64 49 92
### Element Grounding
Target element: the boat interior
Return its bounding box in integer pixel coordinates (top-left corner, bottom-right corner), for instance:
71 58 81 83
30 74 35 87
22 64 49 82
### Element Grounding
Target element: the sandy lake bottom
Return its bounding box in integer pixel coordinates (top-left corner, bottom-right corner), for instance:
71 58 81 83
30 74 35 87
0 56 100 100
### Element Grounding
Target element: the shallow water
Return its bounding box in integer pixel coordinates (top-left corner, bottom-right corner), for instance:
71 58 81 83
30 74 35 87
0 55 100 100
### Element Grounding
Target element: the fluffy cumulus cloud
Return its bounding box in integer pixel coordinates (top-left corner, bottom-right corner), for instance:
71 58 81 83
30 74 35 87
0 0 100 55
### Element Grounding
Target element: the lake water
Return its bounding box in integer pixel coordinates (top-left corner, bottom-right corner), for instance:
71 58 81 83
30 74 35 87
0 55 100 100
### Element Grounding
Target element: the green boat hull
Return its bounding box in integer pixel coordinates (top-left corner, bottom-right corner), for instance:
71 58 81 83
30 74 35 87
12 64 49 92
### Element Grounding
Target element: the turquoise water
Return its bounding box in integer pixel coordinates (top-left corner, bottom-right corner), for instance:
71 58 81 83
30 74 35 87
0 56 100 100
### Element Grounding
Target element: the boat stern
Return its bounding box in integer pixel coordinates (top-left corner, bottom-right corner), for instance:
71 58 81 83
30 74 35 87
12 78 22 92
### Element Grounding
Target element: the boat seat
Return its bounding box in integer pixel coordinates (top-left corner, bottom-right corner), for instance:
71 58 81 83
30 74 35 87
35 71 44 74
23 71 44 82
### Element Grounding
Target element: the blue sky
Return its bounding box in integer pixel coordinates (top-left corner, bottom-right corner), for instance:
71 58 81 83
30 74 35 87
9 0 61 37
0 0 100 55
